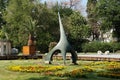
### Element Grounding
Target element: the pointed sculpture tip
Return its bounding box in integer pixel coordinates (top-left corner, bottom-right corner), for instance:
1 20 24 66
58 12 60 16
58 12 60 19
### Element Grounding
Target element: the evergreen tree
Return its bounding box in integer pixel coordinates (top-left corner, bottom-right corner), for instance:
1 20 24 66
96 0 120 41
87 0 100 41
68 11 91 51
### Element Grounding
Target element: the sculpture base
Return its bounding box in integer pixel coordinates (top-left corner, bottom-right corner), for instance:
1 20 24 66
22 46 36 55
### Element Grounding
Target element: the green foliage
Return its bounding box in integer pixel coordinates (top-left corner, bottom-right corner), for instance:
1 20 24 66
3 0 35 48
82 42 120 52
52 4 73 17
1 0 90 53
69 11 91 39
0 0 120 53
48 42 57 51
23 17 36 34
0 29 5 39
0 0 8 38
34 5 58 53
65 11 91 52
70 38 89 52
2 0 59 52
0 25 8 39
87 0 97 18
95 0 120 41
87 0 99 41
87 0 120 41
0 0 8 10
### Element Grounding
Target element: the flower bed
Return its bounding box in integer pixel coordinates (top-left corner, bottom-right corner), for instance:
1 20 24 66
8 65 65 73
7 61 120 78
54 66 94 78
96 61 120 79
8 65 93 78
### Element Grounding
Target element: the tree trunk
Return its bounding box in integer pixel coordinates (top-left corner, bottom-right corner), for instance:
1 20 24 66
27 34 34 46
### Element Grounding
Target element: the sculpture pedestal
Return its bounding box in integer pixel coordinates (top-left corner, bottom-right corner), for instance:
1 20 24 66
22 46 36 55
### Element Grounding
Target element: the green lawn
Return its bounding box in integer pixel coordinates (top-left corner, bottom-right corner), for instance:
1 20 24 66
0 59 120 80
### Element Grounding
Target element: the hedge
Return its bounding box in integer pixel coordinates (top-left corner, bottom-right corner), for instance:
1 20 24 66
82 42 120 53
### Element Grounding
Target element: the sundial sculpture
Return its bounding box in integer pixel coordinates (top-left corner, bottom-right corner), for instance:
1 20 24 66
45 12 78 65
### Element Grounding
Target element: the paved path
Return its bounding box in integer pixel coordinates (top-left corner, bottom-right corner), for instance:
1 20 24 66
55 53 120 61
78 54 120 58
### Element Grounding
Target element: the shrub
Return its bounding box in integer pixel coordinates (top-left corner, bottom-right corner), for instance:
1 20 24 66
82 42 120 52
70 39 89 52
100 43 113 52
82 41 102 52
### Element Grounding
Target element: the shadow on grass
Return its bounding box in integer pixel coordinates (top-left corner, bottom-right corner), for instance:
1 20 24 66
26 76 50 80
25 76 79 80
24 76 117 80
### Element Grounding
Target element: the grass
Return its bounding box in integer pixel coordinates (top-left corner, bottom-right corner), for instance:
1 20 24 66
0 59 120 80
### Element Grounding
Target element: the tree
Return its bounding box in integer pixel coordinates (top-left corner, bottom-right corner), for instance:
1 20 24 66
86 0 100 41
68 11 91 51
3 0 58 52
61 0 81 9
23 17 36 46
2 0 92 53
95 0 120 41
69 11 91 39
3 0 35 48
30 2 59 52
0 0 8 39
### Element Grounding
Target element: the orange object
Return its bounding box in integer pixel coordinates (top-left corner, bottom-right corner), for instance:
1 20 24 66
23 46 36 55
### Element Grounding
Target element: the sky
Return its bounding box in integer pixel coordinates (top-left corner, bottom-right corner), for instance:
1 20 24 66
40 0 88 17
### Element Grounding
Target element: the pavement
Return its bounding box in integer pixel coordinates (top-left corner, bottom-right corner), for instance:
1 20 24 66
59 53 120 59
77 54 120 58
